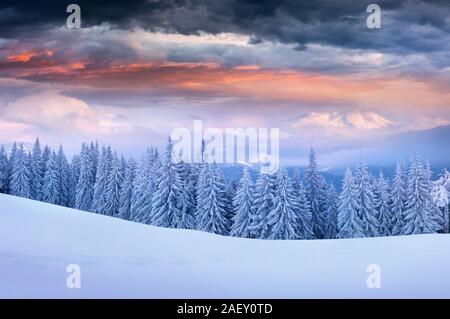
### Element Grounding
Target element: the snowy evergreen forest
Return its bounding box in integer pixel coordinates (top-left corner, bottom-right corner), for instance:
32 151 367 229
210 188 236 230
0 137 449 240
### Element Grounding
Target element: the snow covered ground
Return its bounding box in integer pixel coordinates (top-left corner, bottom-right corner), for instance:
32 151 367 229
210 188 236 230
1 193 450 298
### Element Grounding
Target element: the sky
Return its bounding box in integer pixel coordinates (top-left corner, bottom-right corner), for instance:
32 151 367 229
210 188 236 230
0 0 449 167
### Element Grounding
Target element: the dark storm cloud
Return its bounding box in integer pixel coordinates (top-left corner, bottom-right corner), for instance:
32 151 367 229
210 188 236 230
0 0 449 54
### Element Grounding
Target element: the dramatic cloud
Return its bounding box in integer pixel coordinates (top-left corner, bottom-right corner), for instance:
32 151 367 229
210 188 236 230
1 0 449 54
0 0 448 166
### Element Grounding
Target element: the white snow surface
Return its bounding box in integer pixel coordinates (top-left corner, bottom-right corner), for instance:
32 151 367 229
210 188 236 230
1 193 450 298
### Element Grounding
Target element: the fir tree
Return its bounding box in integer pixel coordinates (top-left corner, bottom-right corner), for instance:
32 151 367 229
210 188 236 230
119 156 127 180
103 152 123 216
291 169 302 208
131 148 160 222
223 180 236 233
68 155 81 208
355 160 379 237
323 182 338 239
266 168 300 239
9 142 17 172
8 135 450 242
248 168 274 238
0 146 9 193
306 149 326 238
174 162 196 229
297 180 315 239
291 170 314 239
431 169 450 233
230 167 254 238
42 151 60 204
374 171 391 236
424 161 445 231
30 138 44 200
130 157 146 221
196 162 230 235
291 169 301 194
118 158 137 220
57 145 70 206
390 162 407 235
7 143 17 192
41 145 51 172
92 146 112 214
150 139 182 227
188 161 201 209
9 144 31 199
89 142 99 186
403 154 443 234
337 168 364 238
75 143 94 211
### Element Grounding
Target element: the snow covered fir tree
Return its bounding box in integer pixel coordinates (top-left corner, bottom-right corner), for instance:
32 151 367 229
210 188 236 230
0 137 449 240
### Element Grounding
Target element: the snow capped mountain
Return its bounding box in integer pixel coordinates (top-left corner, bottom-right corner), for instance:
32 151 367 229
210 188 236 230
345 111 396 130
293 111 396 130
1 193 450 298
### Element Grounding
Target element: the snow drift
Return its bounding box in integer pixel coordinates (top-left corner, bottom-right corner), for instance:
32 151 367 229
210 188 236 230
1 193 450 298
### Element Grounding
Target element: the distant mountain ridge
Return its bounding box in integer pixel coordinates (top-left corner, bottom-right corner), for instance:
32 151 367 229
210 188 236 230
365 124 450 167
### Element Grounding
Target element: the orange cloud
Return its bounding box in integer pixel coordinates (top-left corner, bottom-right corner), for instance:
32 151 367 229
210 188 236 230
2 57 449 113
5 49 54 63
233 65 261 71
6 51 39 63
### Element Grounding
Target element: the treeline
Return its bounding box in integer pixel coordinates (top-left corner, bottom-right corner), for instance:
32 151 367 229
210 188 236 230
0 137 449 240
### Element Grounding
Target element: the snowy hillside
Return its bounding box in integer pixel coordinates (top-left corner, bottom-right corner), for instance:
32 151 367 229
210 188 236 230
1 193 450 298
